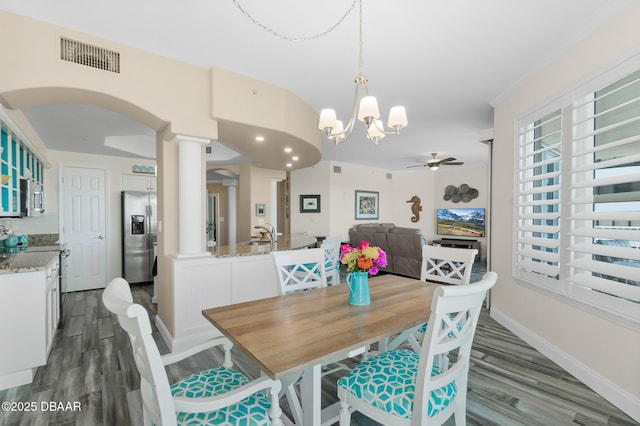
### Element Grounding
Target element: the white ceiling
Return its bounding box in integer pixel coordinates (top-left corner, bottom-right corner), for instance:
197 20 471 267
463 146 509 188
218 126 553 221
0 0 631 171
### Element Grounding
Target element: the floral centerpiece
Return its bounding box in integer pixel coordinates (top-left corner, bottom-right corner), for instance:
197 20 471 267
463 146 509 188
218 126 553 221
340 240 388 275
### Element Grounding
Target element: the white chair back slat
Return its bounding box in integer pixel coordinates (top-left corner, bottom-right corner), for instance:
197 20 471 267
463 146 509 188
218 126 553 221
337 272 497 426
103 278 283 426
323 235 342 244
102 278 177 425
321 238 342 286
413 272 497 425
421 245 478 285
385 246 479 352
271 248 327 295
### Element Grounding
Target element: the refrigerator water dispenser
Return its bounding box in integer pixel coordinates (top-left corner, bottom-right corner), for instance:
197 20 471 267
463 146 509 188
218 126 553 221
131 215 145 234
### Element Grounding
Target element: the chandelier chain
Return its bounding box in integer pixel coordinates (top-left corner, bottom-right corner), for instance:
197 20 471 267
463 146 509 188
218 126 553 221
231 0 358 42
357 0 364 78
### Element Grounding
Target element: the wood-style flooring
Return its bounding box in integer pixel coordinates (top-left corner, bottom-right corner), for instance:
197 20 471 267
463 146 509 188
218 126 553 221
1 270 637 425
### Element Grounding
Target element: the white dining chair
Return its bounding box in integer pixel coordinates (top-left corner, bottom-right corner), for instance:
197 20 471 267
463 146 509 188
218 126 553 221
271 248 327 294
421 245 478 285
386 245 478 353
337 272 497 426
321 238 342 286
270 248 327 423
102 278 283 426
270 247 362 424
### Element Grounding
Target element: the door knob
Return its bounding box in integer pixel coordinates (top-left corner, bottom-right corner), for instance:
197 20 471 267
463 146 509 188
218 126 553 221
96 235 104 240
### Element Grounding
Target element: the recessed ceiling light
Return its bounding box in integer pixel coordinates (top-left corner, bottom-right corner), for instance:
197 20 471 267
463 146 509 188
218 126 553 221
286 163 293 168
284 147 292 153
256 136 265 142
292 156 299 161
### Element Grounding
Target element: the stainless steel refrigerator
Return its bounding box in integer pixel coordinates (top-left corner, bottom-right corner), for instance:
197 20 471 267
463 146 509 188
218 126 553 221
122 191 157 283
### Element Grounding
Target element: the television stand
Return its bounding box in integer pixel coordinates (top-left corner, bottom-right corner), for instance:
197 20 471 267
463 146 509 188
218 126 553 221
432 239 480 262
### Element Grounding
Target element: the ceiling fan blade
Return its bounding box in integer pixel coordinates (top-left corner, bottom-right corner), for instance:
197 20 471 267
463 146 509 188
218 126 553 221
406 153 463 168
439 157 458 164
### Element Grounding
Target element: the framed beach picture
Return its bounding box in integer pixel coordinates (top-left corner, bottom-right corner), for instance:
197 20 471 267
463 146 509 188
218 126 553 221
300 194 321 213
355 190 379 220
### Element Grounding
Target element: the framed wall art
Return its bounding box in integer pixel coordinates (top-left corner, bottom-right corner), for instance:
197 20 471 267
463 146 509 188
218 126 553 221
355 190 379 220
300 194 321 213
255 203 266 216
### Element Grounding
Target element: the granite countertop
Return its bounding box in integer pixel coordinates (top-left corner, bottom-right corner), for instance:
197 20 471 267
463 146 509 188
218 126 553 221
0 251 58 274
208 233 318 258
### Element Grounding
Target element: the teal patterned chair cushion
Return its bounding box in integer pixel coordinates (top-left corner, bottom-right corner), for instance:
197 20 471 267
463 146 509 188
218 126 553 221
337 349 457 419
417 322 428 334
170 367 272 425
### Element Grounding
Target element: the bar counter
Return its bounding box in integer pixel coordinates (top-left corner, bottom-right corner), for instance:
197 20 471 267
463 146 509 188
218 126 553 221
160 233 319 352
207 233 317 258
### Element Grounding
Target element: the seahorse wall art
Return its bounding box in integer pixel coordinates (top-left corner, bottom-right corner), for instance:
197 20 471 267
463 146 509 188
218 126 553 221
406 195 422 223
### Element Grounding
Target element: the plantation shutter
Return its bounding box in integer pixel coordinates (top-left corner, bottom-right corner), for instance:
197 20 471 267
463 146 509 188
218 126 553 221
567 70 640 306
515 109 562 284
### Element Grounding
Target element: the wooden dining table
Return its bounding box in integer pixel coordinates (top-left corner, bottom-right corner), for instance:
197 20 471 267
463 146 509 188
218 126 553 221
202 274 438 426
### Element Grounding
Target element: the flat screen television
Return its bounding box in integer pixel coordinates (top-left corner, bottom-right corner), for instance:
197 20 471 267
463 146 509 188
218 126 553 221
436 208 485 237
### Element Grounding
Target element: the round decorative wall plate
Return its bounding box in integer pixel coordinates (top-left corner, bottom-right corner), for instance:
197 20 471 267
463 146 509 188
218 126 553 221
443 184 479 203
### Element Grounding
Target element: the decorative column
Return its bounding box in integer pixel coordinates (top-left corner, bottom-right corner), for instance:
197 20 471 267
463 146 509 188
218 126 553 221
270 179 280 241
223 178 238 245
172 135 211 257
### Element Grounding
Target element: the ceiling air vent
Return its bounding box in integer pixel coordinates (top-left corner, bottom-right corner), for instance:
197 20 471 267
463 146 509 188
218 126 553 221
333 166 342 174
60 37 120 73
386 173 393 180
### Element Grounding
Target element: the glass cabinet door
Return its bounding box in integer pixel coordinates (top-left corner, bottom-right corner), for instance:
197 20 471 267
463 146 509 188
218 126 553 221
0 125 43 216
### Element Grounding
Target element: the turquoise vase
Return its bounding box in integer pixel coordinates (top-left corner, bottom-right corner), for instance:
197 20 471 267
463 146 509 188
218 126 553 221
347 271 370 305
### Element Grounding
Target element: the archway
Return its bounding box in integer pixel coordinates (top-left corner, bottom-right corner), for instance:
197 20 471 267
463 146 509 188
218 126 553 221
0 84 191 337
0 10 321 340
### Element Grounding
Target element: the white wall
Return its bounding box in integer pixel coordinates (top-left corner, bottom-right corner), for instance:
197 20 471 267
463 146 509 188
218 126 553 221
291 161 488 244
492 1 640 420
384 170 436 234
290 162 332 237
237 164 286 242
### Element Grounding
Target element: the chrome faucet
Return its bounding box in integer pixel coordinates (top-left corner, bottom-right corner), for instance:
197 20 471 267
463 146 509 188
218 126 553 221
254 225 275 243
266 223 278 242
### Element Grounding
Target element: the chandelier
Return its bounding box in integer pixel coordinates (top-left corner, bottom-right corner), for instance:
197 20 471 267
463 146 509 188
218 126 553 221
318 0 408 144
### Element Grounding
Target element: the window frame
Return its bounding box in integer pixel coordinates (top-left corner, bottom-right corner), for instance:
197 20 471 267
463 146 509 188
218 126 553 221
513 55 640 331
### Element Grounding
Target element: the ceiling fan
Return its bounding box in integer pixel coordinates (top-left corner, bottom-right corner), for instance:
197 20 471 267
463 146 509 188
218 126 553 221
407 153 464 170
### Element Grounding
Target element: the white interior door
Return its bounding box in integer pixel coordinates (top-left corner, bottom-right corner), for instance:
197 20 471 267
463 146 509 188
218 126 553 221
62 166 107 292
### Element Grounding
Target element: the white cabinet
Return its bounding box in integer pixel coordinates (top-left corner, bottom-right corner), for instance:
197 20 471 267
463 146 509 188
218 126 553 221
0 270 46 390
122 174 156 191
0 255 59 390
45 257 60 355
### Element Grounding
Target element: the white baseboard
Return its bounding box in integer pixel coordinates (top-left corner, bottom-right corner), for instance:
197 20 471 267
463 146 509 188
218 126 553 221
490 307 640 423
155 315 221 353
0 368 36 391
155 315 174 351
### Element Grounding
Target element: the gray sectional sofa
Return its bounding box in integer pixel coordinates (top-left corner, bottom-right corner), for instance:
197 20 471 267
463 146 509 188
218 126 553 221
348 223 427 279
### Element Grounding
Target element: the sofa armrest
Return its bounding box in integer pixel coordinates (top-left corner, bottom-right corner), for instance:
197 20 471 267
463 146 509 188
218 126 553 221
386 227 427 279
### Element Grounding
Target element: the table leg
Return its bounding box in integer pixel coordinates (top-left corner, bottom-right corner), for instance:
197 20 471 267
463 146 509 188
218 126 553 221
281 373 304 425
301 363 322 426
